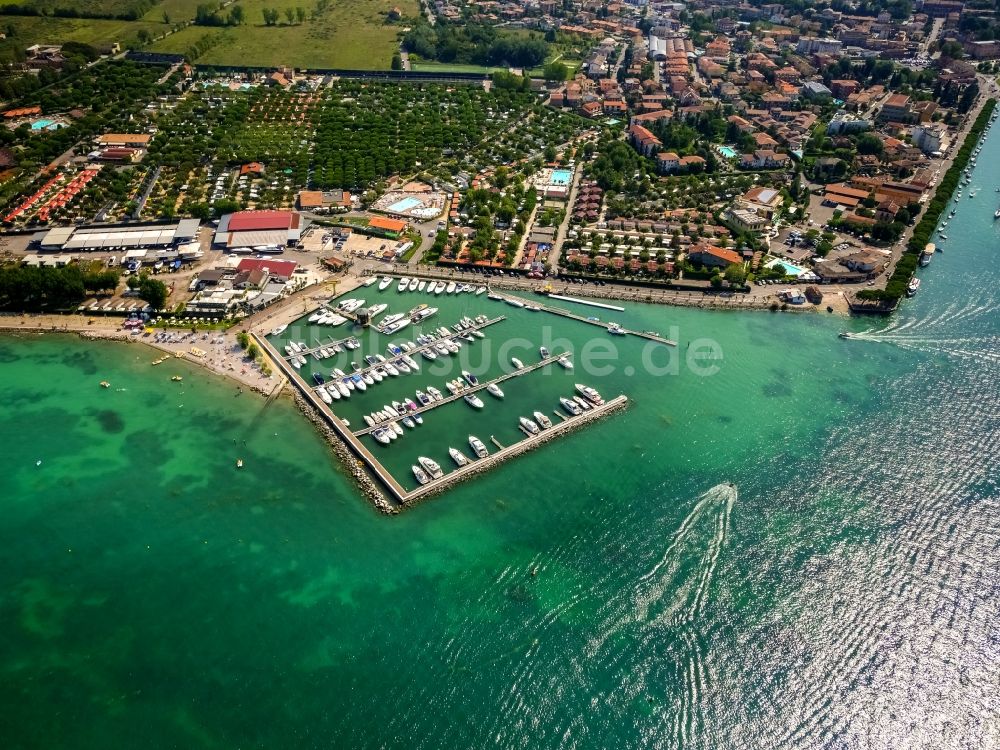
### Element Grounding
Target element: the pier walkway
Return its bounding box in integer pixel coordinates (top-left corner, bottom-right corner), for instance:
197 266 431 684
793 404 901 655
403 394 629 503
362 273 676 347
254 332 409 502
350 353 571 436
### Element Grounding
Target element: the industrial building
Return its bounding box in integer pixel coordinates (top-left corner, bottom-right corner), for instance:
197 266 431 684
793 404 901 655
213 210 303 250
37 219 200 252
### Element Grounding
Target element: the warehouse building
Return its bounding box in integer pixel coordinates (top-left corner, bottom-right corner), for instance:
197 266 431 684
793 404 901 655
37 219 200 251
213 210 303 250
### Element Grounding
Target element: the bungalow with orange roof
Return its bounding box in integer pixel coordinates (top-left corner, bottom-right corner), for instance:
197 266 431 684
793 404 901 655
628 124 662 157
688 244 742 268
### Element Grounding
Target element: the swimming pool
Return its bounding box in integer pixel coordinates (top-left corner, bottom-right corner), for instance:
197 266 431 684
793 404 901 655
31 119 57 131
718 146 738 159
765 258 807 276
550 169 573 186
388 196 423 213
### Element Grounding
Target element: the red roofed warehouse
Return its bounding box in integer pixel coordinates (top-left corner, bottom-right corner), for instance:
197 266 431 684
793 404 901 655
214 210 302 250
235 258 297 281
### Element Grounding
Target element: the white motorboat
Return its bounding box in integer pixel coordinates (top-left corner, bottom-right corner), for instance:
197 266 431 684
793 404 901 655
384 362 400 376
434 282 446 294
402 355 420 371
397 277 409 292
421 349 437 361
417 280 427 292
573 395 592 411
560 397 581 415
412 465 430 485
383 319 411 335
372 430 391 445
486 383 504 399
364 415 375 427
413 306 438 321
539 346 550 358
557 355 573 370
408 278 419 292
506 298 525 308
511 357 524 370
318 387 333 404
336 381 351 398
427 386 443 401
533 411 552 429
446 281 457 293
464 393 485 409
417 456 443 479
378 276 393 290
519 416 540 435
380 313 405 327
575 383 604 405
391 421 404 436
462 370 479 386
449 447 469 467
475 286 486 295
368 303 388 316
327 385 341 400
308 312 322 323
362 276 378 287
469 435 489 458
270 324 287 336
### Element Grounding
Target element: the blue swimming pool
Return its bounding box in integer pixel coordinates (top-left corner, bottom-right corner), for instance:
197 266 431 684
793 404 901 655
718 146 738 159
30 119 57 131
765 258 807 276
388 196 423 213
551 169 573 186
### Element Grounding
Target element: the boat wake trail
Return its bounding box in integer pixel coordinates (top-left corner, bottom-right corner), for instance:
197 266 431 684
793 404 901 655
587 483 737 745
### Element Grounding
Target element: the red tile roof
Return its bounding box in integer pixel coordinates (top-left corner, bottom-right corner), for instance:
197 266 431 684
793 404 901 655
236 258 297 277
228 210 296 232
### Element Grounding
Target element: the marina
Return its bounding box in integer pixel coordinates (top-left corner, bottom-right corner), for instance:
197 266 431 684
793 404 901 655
257 330 625 506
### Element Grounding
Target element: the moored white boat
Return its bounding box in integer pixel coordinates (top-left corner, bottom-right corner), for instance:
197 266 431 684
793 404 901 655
449 447 469 466
486 383 504 399
464 393 485 409
417 456 443 479
519 416 540 435
378 276 392 290
533 411 552 429
412 465 430 485
468 435 488 458
560 397 581 415
397 277 409 292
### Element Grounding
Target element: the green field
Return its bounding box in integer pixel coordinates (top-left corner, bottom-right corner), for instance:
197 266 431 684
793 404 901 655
150 0 418 69
409 62 497 74
0 15 163 53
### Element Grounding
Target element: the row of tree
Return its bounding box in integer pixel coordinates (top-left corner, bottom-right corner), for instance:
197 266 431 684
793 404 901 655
404 23 548 68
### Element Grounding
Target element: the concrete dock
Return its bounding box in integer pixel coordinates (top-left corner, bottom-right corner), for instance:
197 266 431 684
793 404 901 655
350 353 571 437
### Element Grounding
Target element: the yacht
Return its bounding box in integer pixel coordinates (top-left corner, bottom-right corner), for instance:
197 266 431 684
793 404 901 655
408 278 419 292
421 348 438 361
413 306 438 321
533 411 552 429
906 277 921 297
519 417 540 435
575 383 604 405
362 276 378 287
335 381 351 398
486 383 504 399
403 355 420 371
372 430 391 445
408 303 428 317
475 286 487 295
607 323 626 336
434 281 446 295
511 357 524 370
560 397 582 415
462 370 479 386
368 303 388 316
449 447 470 467
308 312 322 323
919 244 934 267
487 292 503 301
402 416 415 429
351 375 366 391
539 346 550 358
426 386 443 401
383 319 411 335
391 421 404 436
446 281 457 293
397 277 409 292
557 355 573 370
417 280 427 292
412 465 430 485
364 415 375 427
318 387 333 405
413 413 423 425
468 435 489 458
506 298 525 308
573 395 592 411
418 456 443 479
380 313 405 327
270 324 287 336
416 390 431 406
378 276 393 290
327 385 341 400
464 393 485 409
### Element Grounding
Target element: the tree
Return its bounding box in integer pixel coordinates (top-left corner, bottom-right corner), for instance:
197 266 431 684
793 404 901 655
284 8 295 24
162 11 170 24
236 331 250 349
137 29 151 45
138 276 168 310
391 52 403 71
543 61 568 82
246 342 260 360
229 5 245 25
262 7 279 25
723 264 747 286
296 6 306 23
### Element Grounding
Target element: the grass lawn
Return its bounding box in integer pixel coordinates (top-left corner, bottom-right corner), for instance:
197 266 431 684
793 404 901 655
0 15 163 52
151 0 417 69
409 61 497 74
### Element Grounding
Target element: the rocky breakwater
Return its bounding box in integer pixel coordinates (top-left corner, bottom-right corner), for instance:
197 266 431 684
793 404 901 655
292 390 397 515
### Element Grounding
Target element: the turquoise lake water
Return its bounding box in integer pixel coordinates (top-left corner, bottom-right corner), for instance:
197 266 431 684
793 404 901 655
2 125 999 748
